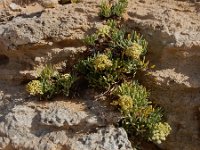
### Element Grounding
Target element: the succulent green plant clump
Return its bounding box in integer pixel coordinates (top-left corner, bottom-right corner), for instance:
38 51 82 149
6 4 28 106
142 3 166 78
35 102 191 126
113 82 171 144
78 19 171 144
78 21 148 89
26 65 75 99
99 0 128 18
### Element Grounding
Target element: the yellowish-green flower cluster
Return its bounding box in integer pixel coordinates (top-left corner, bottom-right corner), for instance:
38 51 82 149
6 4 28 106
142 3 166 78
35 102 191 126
150 122 172 144
112 95 133 112
140 105 155 118
61 73 71 80
26 80 43 96
97 25 111 37
93 54 113 71
125 42 143 59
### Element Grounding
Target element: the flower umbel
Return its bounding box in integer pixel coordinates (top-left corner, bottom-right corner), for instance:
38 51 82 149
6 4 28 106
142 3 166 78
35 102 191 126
97 25 111 37
61 73 71 80
26 80 43 96
112 95 133 113
150 122 171 144
140 105 155 118
93 54 113 71
125 42 143 59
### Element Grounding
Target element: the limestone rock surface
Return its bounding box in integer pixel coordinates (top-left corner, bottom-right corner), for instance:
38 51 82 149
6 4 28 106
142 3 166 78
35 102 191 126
0 0 200 150
0 83 128 150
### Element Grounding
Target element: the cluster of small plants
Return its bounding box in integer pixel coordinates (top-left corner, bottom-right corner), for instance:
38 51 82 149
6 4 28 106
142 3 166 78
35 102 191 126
26 0 171 146
99 0 128 18
76 19 171 144
26 65 75 99
78 20 148 89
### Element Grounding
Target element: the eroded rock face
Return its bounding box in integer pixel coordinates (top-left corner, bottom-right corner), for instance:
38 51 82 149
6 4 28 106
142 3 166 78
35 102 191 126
0 0 200 150
0 86 130 150
71 127 132 150
40 107 88 127
0 0 98 83
141 46 200 150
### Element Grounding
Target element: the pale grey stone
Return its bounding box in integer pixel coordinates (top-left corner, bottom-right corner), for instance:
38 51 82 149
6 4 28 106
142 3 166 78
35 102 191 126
40 108 88 127
9 3 22 11
71 126 133 150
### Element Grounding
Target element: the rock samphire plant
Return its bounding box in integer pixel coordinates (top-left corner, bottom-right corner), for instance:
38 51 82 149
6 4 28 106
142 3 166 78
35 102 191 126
26 65 75 99
99 0 128 18
112 82 171 144
78 20 171 144
78 21 147 89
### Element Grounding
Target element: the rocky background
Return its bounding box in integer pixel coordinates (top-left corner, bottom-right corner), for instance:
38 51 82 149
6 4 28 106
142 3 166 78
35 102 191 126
0 0 200 150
